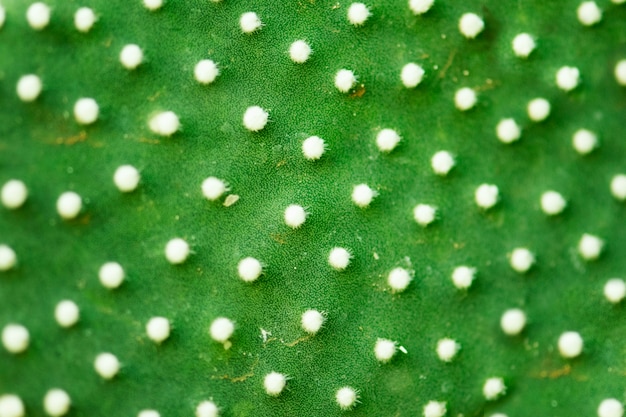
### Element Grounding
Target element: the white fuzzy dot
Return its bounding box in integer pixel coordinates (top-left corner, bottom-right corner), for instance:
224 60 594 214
146 317 170 343
301 310 325 334
347 3 370 26
0 245 17 272
451 266 475 289
27 2 50 30
611 174 626 200
44 389 71 417
237 257 262 282
195 401 219 417
302 136 326 160
431 151 455 176
423 401 446 417
541 191 566 215
374 338 397 362
202 177 227 201
436 338 460 362
240 12 261 34
401 63 425 88
352 184 376 208
577 1 602 26
55 300 79 328
413 204 436 226
149 111 180 136
475 184 499 209
164 238 190 264
289 40 311 64
509 248 535 273
1 180 28 210
512 33 536 58
558 331 583 358
98 262 125 289
16 74 42 102
264 372 287 396
138 411 160 417
113 165 140 193
616 60 626 86
0 395 24 417
459 13 484 38
143 0 163 11
598 399 624 417
572 129 598 155
335 69 357 93
74 7 96 32
243 106 269 131
556 66 580 92
74 98 99 125
527 98 550 122
210 317 234 343
284 204 307 228
0 6 4 30
194 60 219 84
578 233 604 260
2 324 29 354
454 87 477 111
604 279 626 304
120 44 143 70
387 267 412 293
335 387 358 410
483 377 506 400
56 191 82 220
496 118 521 144
500 308 526 335
409 0 434 15
328 247 351 271
94 352 120 379
376 128 401 152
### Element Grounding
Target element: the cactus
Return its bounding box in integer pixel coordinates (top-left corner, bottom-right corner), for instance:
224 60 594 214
1 0 626 416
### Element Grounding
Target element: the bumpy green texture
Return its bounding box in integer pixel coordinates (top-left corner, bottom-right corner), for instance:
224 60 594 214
1 0 626 416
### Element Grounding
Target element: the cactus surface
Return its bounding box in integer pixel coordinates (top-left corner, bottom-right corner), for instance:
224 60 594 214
1 1 626 416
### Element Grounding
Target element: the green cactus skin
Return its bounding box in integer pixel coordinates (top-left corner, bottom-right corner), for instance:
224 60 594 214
1 0 626 416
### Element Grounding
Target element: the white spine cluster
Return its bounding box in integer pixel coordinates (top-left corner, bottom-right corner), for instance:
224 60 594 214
436 338 460 362
387 267 412 292
263 372 287 396
149 111 180 136
240 12 262 34
374 338 397 362
454 87 476 111
335 387 358 410
328 247 351 270
194 60 219 84
164 238 190 264
401 63 425 88
1 180 28 210
558 331 583 358
94 352 120 379
512 33 536 58
556 66 580 91
483 377 506 400
459 13 484 38
2 324 29 354
578 233 604 260
210 317 234 343
413 204 436 226
43 389 71 417
0 245 17 271
351 184 376 208
16 74 42 102
74 7 97 33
